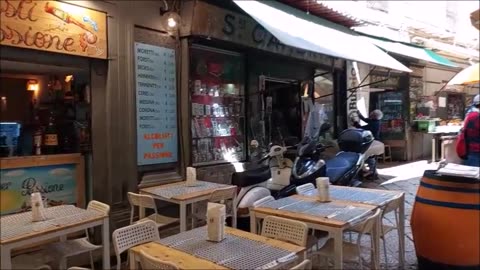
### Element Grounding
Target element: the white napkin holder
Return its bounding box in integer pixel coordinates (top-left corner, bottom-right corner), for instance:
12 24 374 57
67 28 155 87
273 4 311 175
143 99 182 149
186 167 197 187
31 192 47 222
207 202 226 242
316 177 330 202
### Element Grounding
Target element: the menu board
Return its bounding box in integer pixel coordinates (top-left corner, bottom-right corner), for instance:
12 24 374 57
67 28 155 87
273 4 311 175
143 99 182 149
135 42 178 165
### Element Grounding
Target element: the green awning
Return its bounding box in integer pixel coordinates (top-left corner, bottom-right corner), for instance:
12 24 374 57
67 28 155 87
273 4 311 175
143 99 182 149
360 35 457 67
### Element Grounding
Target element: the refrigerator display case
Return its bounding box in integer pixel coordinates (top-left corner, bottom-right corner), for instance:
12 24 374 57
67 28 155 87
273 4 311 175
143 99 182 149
371 91 406 140
190 45 246 166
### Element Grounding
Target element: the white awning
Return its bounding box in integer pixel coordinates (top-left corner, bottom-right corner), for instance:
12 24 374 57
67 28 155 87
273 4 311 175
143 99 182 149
233 0 412 72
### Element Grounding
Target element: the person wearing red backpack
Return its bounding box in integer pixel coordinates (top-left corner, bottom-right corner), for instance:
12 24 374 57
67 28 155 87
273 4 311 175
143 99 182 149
458 94 480 167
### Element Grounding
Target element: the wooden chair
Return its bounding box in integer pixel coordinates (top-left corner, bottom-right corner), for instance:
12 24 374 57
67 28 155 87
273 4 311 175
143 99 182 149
378 145 392 163
112 220 160 270
127 192 178 229
139 250 179 270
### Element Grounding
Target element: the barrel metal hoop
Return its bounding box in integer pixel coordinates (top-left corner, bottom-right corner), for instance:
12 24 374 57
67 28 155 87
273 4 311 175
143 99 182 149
415 196 480 210
420 181 480 194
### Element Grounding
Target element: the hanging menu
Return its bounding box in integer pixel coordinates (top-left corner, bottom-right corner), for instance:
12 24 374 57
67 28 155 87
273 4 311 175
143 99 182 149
135 42 178 165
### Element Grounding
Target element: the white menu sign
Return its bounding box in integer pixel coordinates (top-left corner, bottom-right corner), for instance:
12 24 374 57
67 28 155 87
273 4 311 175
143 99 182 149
135 42 178 165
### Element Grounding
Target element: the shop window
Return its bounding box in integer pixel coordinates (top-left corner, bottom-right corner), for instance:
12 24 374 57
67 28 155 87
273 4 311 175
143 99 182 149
189 45 246 166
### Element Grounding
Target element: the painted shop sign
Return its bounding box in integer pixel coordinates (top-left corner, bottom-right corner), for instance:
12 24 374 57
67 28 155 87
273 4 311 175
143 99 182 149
191 1 341 68
0 0 107 59
0 164 77 215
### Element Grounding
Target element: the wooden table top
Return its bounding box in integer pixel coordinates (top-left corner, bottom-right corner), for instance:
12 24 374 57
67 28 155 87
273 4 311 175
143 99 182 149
140 181 236 201
252 195 377 228
0 205 106 245
130 227 305 269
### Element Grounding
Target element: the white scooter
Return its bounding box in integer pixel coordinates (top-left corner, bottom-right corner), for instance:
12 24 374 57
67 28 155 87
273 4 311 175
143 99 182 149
233 142 293 230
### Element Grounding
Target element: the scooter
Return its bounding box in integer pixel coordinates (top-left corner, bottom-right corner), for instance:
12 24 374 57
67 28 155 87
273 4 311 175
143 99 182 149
275 126 374 198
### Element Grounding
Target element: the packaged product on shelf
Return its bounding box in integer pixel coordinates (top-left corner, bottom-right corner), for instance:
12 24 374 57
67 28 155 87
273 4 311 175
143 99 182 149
194 80 202 95
205 105 211 116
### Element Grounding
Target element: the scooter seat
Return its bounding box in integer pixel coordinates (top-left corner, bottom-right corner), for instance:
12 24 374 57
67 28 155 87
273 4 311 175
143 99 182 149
232 166 271 187
325 152 360 184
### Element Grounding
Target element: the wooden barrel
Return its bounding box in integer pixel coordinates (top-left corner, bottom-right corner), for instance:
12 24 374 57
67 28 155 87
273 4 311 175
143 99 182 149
411 170 480 270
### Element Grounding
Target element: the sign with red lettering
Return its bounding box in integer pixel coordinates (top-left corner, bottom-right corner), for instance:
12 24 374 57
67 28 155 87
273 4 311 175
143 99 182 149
1 0 107 59
135 42 178 165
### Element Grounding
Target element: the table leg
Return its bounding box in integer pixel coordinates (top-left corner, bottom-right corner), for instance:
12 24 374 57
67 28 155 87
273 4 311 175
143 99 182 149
232 192 237 229
59 236 68 270
250 211 257 234
103 217 111 270
139 206 145 219
1 246 12 269
398 195 406 269
372 215 381 270
432 137 436 163
180 202 187 232
333 230 343 270
128 250 138 270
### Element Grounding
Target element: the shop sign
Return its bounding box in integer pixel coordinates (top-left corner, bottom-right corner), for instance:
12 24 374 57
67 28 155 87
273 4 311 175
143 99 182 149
0 164 77 215
191 1 340 68
0 0 107 59
346 61 371 126
135 42 178 166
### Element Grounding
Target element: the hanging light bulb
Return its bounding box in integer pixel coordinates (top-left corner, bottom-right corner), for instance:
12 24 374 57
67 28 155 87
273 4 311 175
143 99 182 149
163 11 181 33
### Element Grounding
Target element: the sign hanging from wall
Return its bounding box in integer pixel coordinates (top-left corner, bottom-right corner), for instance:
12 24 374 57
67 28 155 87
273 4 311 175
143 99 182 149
0 0 107 59
135 42 178 166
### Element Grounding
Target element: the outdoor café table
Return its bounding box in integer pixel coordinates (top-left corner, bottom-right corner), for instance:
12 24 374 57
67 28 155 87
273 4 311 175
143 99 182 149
128 226 306 269
0 204 110 270
250 195 379 270
301 185 406 268
140 180 237 232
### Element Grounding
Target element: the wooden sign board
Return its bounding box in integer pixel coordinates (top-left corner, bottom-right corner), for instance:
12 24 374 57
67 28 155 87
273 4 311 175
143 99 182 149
1 0 107 59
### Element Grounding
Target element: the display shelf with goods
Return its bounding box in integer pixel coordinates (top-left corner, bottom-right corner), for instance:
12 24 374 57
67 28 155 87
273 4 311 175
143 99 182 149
190 45 246 166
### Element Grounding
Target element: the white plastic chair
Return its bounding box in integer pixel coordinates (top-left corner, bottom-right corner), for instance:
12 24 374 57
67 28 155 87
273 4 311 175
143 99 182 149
112 220 160 270
67 267 90 270
312 209 382 270
261 216 309 247
191 187 236 228
295 183 315 195
291 259 312 270
252 196 275 208
127 192 178 229
139 250 179 269
252 196 276 232
348 193 403 268
46 200 110 270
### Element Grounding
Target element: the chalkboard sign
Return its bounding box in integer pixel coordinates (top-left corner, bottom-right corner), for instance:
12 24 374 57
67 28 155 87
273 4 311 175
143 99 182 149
135 42 178 165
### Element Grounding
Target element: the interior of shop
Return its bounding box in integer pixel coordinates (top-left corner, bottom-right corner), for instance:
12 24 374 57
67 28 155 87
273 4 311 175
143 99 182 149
0 60 91 158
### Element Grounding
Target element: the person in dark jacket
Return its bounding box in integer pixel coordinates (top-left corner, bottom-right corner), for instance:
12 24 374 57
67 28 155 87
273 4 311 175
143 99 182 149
353 109 384 179
353 109 383 140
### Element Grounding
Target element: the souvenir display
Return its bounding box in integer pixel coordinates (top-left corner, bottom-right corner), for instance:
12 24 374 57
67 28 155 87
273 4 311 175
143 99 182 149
190 46 245 165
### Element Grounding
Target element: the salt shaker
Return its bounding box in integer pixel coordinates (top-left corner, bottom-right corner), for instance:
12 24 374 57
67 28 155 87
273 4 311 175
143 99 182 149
186 167 197 187
31 192 47 222
316 177 330 202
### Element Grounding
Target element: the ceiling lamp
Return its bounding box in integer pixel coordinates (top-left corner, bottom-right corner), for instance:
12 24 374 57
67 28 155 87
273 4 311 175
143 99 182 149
26 80 39 91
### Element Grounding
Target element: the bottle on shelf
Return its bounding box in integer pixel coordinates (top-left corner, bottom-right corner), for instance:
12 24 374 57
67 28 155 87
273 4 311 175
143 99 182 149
32 115 43 155
43 111 59 154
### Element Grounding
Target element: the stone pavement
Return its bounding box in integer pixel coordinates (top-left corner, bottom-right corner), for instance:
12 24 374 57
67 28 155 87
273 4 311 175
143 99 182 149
365 177 420 270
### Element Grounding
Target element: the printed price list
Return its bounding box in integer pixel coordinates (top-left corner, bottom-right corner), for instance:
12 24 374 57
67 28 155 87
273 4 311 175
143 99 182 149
135 42 178 165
